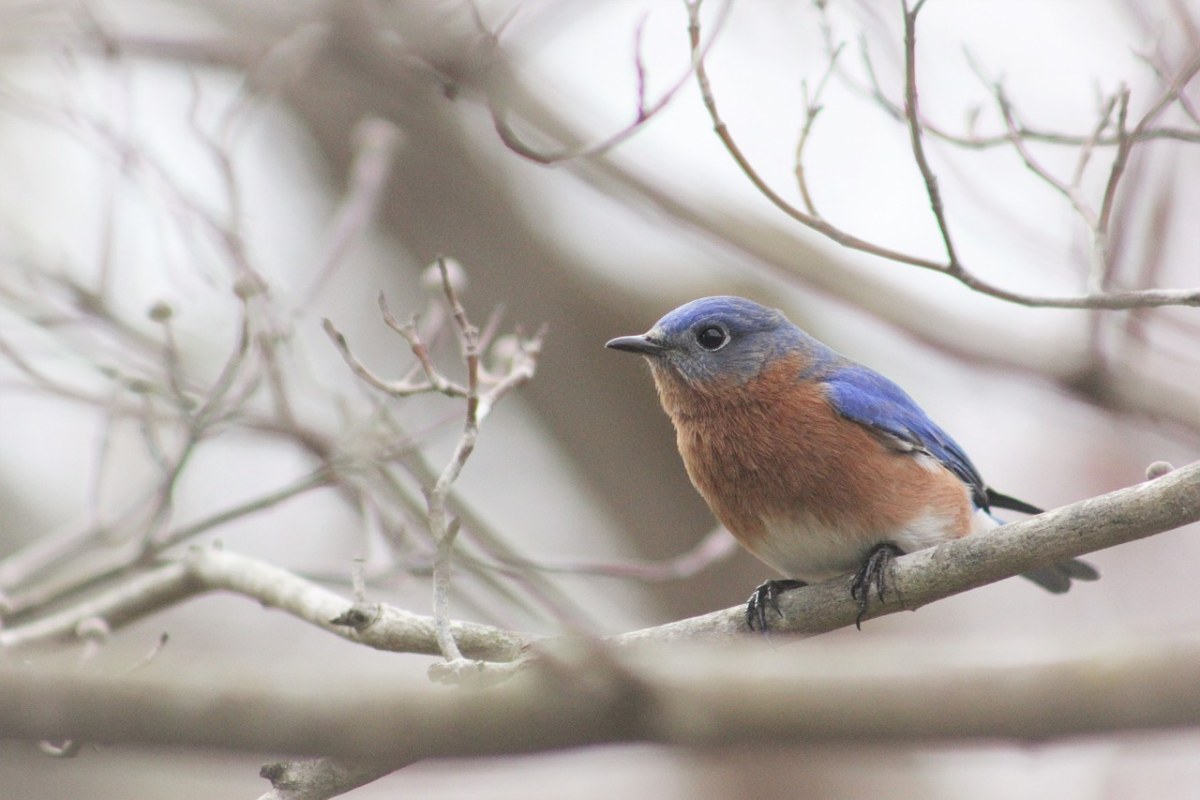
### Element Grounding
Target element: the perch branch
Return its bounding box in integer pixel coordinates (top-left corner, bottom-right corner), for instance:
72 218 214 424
6 463 1198 656
616 460 1200 643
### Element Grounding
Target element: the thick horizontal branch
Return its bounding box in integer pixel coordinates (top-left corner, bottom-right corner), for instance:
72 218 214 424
616 460 1200 644
7 629 1200 760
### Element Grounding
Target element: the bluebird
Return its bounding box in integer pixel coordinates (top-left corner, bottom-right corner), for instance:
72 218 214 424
606 296 1098 630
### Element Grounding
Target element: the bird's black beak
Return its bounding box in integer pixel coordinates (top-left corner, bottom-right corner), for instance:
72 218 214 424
605 334 668 355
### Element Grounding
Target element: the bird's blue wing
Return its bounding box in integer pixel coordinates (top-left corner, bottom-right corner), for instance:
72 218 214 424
823 365 988 508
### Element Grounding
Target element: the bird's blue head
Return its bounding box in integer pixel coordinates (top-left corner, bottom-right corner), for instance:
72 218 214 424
606 296 829 387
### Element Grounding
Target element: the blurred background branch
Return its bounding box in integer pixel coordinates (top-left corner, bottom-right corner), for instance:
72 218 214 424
11 625 1200 756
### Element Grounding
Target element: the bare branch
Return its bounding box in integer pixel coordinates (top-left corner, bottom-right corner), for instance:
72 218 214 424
7 461 1198 659
492 1 732 165
682 0 1200 310
488 526 738 582
684 0 924 265
302 118 402 307
633 12 652 118
321 316 468 399
321 257 548 663
431 518 465 662
1095 88 1132 280
0 548 532 660
377 291 470 397
842 13 1200 151
793 42 844 217
1 468 332 620
900 0 961 273
425 257 485 663
0 561 198 650
388 438 600 626
993 83 1105 230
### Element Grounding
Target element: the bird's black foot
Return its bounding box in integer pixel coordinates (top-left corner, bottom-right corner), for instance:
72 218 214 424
746 579 806 631
850 542 904 630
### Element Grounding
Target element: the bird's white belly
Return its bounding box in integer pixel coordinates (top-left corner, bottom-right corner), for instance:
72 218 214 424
749 506 995 583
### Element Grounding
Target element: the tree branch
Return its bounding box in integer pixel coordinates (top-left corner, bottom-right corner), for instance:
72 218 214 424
6 462 1198 656
0 548 531 661
682 0 1200 310
9 625 1200 761
258 757 411 800
901 0 962 274
95 11 1200 434
490 0 731 165
3 461 1196 799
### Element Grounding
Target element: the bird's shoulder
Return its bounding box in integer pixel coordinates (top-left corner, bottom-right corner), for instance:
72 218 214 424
817 362 989 506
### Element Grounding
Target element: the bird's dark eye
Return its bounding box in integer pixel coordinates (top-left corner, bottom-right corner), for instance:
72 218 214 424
695 325 729 351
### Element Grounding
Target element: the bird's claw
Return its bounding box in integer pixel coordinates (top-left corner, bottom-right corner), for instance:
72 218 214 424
850 542 903 630
745 579 806 632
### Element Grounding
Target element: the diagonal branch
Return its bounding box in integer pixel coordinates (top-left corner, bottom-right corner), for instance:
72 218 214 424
5 462 1198 656
614 459 1200 643
0 548 531 661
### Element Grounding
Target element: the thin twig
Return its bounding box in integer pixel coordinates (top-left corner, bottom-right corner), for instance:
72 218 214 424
424 257 483 663
88 11 1200 312
485 526 738 582
1095 88 1132 287
901 0 960 274
793 42 844 217
842 15 1200 150
994 84 1101 230
1070 93 1120 189
492 0 732 164
633 13 651 119
325 258 547 661
302 118 401 308
684 0 949 272
387 436 596 627
2 469 333 620
321 316 467 398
